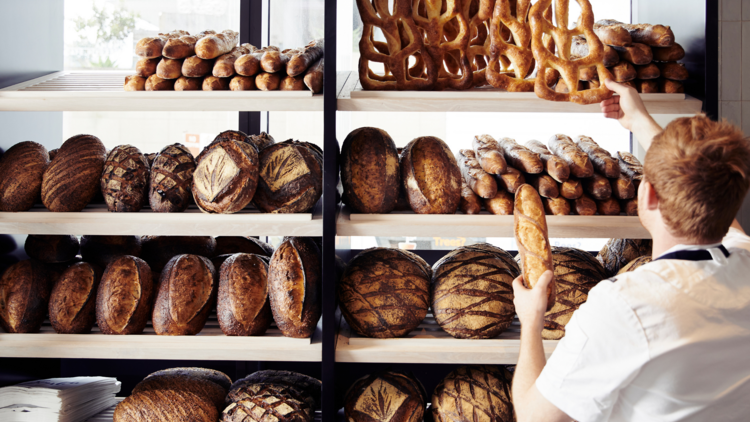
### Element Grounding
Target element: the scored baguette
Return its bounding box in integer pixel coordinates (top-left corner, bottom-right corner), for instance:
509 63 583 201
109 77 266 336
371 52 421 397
124 75 146 91
196 30 239 59
213 44 253 78
136 30 189 58
543 197 571 215
622 198 638 216
163 30 216 59
136 58 160 77
575 136 620 178
288 39 324 77
573 192 597 215
524 140 570 183
236 46 277 76
496 167 525 194
457 149 497 199
497 137 543 174
174 76 203 91
548 134 593 178
472 135 507 175
182 56 214 77
652 43 685 62
304 57 324 93
145 75 174 91
617 151 643 181
229 75 257 91
256 72 282 91
484 189 513 215
527 174 559 199
280 75 306 91
202 76 230 91
514 184 555 311
597 197 622 215
460 181 482 214
611 174 636 200
614 43 653 65
156 58 183 79
261 48 297 73
583 173 612 200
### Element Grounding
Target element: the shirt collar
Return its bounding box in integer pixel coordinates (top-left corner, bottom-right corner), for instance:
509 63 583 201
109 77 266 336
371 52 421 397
657 242 724 260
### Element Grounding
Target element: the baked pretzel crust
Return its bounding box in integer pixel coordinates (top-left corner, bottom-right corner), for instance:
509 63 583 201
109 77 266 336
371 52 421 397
486 0 536 92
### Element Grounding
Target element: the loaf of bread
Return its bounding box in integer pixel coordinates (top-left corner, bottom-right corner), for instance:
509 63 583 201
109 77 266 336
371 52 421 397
268 238 321 338
156 58 183 79
544 196 571 215
496 166 525 194
132 373 226 411
593 19 633 47
345 371 426 422
497 137 543 174
340 248 430 338
280 74 306 91
560 178 583 200
620 22 675 46
658 62 689 81
42 135 106 212
597 238 652 276
48 262 100 334
341 127 400 213
460 181 482 214
524 140 570 183
610 60 637 82
598 197 621 215
514 184 555 311
432 365 513 422
152 254 216 335
229 370 321 409
0 260 52 333
192 138 259 214
135 30 189 58
457 149 497 199
146 367 231 391
254 140 323 213
24 235 79 263
483 189 513 215
145 75 175 90
472 135 507 175
659 78 684 93
80 235 142 268
149 143 196 213
652 43 685 62
234 47 269 77
163 31 216 59
124 75 146 91
247 132 276 152
615 43 653 65
288 39 324 77
195 29 238 59
140 236 216 272
402 136 461 214
303 57 324 93
113 390 218 422
622 198 638 216
573 192 597 215
635 63 660 80
432 244 519 339
548 134 593 178
213 236 273 257
583 173 612 200
611 174 636 200
182 56 214 77
617 255 652 274
202 75 229 90
217 253 272 336
229 75 256 90
575 135 620 176
0 141 49 211
617 151 644 181
527 174 560 199
224 382 314 422
174 76 203 91
544 247 608 339
213 44 252 77
571 35 619 67
637 79 660 93
96 255 152 335
255 72 282 90
261 49 295 73
101 145 149 212
136 58 160 77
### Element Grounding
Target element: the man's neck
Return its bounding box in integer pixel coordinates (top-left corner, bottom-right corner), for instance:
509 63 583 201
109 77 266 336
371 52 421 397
650 223 722 258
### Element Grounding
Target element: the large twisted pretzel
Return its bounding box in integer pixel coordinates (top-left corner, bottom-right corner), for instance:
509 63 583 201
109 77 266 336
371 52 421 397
529 0 613 104
413 0 473 90
486 0 536 91
358 0 437 90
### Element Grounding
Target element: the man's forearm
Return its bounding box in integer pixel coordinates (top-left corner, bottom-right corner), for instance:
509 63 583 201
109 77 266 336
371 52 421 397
513 325 548 418
631 112 663 151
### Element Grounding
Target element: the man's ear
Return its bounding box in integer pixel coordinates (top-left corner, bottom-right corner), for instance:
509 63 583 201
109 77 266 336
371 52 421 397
642 180 659 210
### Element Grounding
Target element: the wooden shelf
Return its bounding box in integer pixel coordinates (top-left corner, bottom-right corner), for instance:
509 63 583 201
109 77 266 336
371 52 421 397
0 203 322 236
337 71 703 114
337 205 650 239
336 313 557 364
0 71 323 112
0 315 322 362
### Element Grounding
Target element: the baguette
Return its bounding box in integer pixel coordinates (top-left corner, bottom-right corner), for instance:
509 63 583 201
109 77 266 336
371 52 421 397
497 137 543 174
156 58 183 79
547 134 593 178
571 36 618 67
174 76 203 91
235 46 277 76
163 30 216 59
659 78 684 93
637 79 659 93
593 20 632 47
617 151 644 181
527 174 559 199
136 58 160 77
135 30 189 58
611 174 636 200
202 76 230 91
559 179 583 200
657 62 689 81
124 75 146 91
575 135 620 178
610 61 637 82
622 198 638 216
280 75 306 91
514 184 555 310
229 75 256 91
457 149 497 199
652 43 685 62
620 22 675 47
615 43 653 65
195 30 239 59
583 172 612 200
524 140 570 183
213 44 253 78
573 193 597 215
287 39 324 77
256 72 282 91
496 167 525 194
543 197 571 215
182 56 213 78
145 75 175 91
597 197 622 215
635 63 660 80
261 48 297 73
472 135 507 175
483 189 513 215
460 181 482 214
304 57 324 93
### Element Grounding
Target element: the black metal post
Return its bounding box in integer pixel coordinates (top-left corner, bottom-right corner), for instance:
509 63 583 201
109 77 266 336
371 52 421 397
239 0 263 134
704 0 719 119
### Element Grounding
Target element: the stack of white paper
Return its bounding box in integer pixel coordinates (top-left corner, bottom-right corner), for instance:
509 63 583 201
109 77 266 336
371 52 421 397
0 377 121 422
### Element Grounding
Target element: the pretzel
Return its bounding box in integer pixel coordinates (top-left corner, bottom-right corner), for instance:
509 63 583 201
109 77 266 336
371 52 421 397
412 0 473 90
486 0 536 92
357 0 436 90
529 0 613 104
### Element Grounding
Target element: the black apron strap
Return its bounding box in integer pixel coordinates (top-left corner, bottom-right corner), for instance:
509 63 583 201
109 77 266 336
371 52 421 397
654 245 730 262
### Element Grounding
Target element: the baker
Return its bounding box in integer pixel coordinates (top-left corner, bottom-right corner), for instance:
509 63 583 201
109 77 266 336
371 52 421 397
511 78 750 422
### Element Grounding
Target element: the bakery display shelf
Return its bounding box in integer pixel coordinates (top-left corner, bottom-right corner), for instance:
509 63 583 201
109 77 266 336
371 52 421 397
336 71 702 114
336 313 557 364
336 205 650 239
0 315 322 362
0 71 323 112
0 203 322 236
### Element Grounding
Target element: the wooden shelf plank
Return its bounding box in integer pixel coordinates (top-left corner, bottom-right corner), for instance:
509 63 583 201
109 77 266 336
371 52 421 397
337 206 650 239
0 204 322 236
0 71 323 112
337 71 702 114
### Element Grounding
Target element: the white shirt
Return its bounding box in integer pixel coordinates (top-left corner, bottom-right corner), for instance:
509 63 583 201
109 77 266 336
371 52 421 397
536 227 750 422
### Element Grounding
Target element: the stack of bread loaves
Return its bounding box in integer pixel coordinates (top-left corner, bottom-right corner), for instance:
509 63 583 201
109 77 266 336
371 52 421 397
125 30 324 93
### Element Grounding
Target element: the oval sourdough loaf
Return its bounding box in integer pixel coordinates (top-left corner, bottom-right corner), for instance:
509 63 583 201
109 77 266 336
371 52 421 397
339 248 431 338
597 238 652 276
617 255 652 274
24 235 80 263
344 371 426 422
132 373 226 410
145 367 232 391
229 370 321 409
49 262 100 334
341 127 400 213
152 254 216 335
80 235 142 268
140 236 216 272
223 383 314 422
101 145 149 212
0 260 53 333
401 136 462 214
113 389 218 422
0 141 49 211
217 253 273 336
96 255 153 335
544 247 608 340
213 236 273 257
42 134 107 212
432 365 513 422
268 237 321 338
192 138 259 214
254 140 323 213
432 244 519 339
149 143 196 213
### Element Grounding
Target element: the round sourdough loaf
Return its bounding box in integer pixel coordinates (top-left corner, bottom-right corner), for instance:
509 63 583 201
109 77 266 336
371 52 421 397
113 389 218 422
24 235 80 263
267 237 321 338
140 235 216 272
149 143 196 213
132 373 226 410
0 141 49 211
145 367 232 392
80 235 142 268
617 255 652 274
192 138 259 214
339 248 431 338
344 371 426 422
401 136 462 214
341 127 400 213
597 238 652 276
152 254 216 335
101 145 149 212
544 247 608 340
223 383 314 422
217 253 273 336
49 262 100 334
253 141 323 213
229 370 321 409
213 236 273 257
432 365 514 422
42 134 107 212
0 260 53 333
431 244 519 339
95 255 153 335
